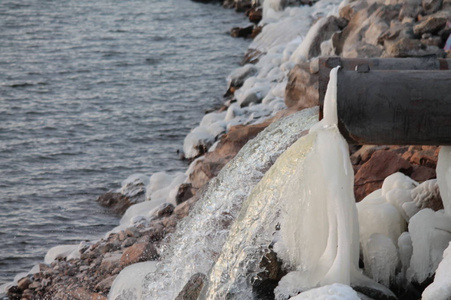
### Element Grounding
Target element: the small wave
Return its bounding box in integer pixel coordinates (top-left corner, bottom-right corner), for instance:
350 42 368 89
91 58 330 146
108 29 128 33
101 51 124 58
7 82 47 88
145 57 161 65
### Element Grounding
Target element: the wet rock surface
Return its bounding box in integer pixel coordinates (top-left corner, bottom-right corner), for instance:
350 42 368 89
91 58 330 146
175 273 207 300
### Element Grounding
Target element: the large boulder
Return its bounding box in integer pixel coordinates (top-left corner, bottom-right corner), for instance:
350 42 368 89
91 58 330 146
284 62 319 110
120 242 158 267
97 192 133 215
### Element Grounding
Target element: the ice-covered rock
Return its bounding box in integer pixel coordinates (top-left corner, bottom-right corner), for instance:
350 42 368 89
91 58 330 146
288 283 360 300
422 242 451 300
109 261 157 300
183 126 217 159
120 173 149 204
398 232 413 279
437 145 451 216
407 208 451 284
44 244 80 264
411 179 443 211
364 233 399 287
357 194 405 255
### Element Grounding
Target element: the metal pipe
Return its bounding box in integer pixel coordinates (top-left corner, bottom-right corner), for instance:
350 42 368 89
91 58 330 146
316 56 451 114
335 69 451 145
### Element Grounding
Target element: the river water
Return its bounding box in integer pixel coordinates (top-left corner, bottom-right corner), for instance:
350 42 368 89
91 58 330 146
0 0 248 286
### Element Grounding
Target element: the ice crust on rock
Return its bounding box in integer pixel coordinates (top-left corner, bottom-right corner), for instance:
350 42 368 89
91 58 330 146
109 261 157 300
364 234 399 287
44 244 80 264
108 172 185 234
120 173 149 204
422 242 451 300
407 209 451 284
288 283 360 300
437 146 451 216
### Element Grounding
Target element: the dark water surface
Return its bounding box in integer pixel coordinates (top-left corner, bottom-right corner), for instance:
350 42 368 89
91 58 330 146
0 0 248 286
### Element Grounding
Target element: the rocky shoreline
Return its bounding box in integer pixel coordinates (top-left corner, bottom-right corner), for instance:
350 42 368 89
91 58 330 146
6 0 451 299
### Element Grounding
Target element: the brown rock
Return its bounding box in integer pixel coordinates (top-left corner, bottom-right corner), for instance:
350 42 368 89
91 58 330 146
94 275 117 293
335 2 385 57
120 243 158 267
96 192 132 215
100 252 122 274
230 25 254 38
175 273 207 300
399 0 423 20
252 249 287 299
176 183 195 205
139 223 165 242
350 145 390 165
248 7 262 24
401 145 438 167
421 35 443 46
410 165 436 181
28 281 41 290
67 287 107 300
250 25 263 39
241 48 262 65
413 16 447 35
422 0 443 14
300 16 342 60
174 197 198 219
284 62 319 110
155 203 174 217
384 36 443 57
339 0 370 21
17 277 31 291
189 122 269 189
354 150 412 201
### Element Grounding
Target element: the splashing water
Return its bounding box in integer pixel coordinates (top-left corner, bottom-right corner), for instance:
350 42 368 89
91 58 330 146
139 108 319 299
202 67 394 299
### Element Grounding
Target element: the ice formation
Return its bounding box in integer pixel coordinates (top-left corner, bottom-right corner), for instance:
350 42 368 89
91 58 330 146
356 172 418 286
415 147 451 298
407 209 451 283
44 244 81 264
119 173 149 204
437 146 451 216
108 172 186 234
142 108 319 299
422 242 451 300
109 261 157 300
276 67 360 290
288 283 360 300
